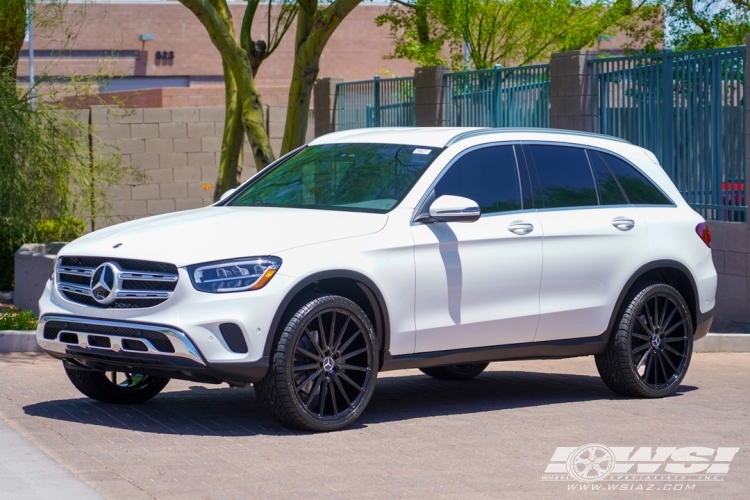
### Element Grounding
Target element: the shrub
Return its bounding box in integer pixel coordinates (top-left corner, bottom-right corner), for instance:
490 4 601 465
34 217 85 243
0 309 38 330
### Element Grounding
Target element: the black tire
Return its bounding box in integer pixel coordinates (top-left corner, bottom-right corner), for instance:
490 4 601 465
254 294 379 432
419 363 489 380
596 282 694 398
64 367 170 404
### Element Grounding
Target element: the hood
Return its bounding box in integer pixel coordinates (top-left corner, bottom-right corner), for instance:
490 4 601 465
61 207 388 267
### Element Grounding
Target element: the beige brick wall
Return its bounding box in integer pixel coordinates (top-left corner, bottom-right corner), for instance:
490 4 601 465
92 105 314 227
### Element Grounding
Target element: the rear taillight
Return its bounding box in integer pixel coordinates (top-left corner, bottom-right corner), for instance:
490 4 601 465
696 223 711 248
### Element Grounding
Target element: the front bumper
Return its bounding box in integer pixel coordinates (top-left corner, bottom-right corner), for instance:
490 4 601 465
36 268 299 383
37 315 270 384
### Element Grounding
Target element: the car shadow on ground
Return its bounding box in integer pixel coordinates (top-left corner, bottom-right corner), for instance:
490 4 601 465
22 370 697 437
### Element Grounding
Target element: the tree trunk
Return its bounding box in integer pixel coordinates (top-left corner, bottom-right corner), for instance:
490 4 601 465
280 0 361 155
214 60 245 202
0 0 28 77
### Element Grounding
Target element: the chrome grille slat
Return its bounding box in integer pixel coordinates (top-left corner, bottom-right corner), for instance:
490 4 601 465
56 257 179 309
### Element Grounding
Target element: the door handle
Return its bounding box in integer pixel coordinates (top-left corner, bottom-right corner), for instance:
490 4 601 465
508 221 534 235
612 217 635 231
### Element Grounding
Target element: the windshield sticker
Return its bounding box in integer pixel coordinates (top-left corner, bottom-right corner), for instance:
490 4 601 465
413 148 432 155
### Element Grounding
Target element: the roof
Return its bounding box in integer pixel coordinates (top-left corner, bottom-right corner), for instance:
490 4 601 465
310 127 630 148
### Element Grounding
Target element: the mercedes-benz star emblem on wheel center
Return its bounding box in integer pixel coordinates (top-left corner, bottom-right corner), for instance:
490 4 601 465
90 262 119 304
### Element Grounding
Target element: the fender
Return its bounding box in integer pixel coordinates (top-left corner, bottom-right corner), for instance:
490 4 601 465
605 259 704 339
262 270 391 357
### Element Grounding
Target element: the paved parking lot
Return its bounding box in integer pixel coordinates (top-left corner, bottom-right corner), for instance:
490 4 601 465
0 352 748 499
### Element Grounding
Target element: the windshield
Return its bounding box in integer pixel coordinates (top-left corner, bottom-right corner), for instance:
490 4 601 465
228 143 442 213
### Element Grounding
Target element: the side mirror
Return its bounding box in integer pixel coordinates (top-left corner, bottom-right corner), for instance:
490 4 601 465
219 188 236 202
418 195 481 223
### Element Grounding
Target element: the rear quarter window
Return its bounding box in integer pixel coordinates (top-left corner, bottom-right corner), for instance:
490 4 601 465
597 151 672 205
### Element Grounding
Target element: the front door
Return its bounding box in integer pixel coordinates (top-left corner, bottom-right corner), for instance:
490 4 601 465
412 144 544 353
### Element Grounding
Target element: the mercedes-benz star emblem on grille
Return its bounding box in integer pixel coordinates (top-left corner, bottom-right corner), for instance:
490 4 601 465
90 262 119 305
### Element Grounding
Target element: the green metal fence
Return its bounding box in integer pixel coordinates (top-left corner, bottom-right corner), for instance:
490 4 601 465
335 76 415 130
444 64 550 128
590 47 746 221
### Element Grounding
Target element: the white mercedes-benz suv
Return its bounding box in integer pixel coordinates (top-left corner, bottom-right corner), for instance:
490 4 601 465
37 128 717 431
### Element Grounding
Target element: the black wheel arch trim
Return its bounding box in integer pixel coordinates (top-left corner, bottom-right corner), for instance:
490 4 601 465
263 270 391 358
606 259 708 339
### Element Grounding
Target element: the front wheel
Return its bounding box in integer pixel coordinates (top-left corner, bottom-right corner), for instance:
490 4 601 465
596 283 693 398
420 363 489 380
65 367 170 404
254 294 379 432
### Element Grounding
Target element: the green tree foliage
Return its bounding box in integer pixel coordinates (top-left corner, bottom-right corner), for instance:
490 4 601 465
377 0 662 69
0 1 137 290
668 0 750 50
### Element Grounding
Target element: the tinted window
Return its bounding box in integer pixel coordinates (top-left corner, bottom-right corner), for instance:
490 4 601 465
587 150 628 205
598 151 671 205
529 145 598 208
435 146 521 214
229 143 441 213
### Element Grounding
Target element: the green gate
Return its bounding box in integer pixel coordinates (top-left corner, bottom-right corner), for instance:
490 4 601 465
444 64 550 128
335 76 415 131
590 47 746 221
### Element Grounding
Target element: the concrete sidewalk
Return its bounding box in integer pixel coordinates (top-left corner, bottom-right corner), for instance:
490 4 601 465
0 418 102 500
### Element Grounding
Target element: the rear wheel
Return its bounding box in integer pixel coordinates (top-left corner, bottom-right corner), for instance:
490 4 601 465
596 283 693 398
64 367 170 404
420 363 489 380
254 294 379 432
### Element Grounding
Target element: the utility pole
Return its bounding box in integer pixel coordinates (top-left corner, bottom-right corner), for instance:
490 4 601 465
28 0 35 109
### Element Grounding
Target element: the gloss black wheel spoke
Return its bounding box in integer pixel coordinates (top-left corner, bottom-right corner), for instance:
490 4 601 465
663 336 687 343
317 315 328 351
305 373 325 408
334 376 353 408
644 352 654 382
304 329 325 358
293 363 319 372
328 379 338 418
296 345 322 362
337 329 361 355
318 376 329 417
663 344 686 358
110 372 117 385
632 332 650 341
663 320 684 336
661 350 679 373
636 347 652 371
339 346 368 361
339 363 368 372
332 315 351 352
339 372 364 392
637 316 653 335
632 343 650 355
296 368 322 393
659 296 669 328
329 312 336 351
657 351 669 382
645 300 656 332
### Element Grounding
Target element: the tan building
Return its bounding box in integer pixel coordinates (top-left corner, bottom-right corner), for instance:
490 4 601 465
18 0 415 107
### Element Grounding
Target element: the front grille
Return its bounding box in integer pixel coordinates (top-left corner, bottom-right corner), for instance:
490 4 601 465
219 323 248 353
43 320 175 353
56 256 178 309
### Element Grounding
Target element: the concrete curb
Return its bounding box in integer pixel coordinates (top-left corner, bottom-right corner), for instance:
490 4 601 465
0 331 41 353
695 333 750 353
0 331 748 354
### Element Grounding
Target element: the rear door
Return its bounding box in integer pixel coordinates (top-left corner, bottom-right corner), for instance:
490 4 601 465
523 144 649 342
412 144 543 352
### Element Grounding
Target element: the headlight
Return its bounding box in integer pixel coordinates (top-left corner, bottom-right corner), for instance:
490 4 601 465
187 257 282 293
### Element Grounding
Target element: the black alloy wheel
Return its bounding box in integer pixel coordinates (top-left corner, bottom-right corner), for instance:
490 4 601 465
596 283 693 398
255 294 379 432
64 366 170 404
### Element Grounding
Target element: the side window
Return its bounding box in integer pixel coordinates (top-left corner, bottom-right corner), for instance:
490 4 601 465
528 145 598 208
434 145 522 214
587 150 628 205
598 151 672 205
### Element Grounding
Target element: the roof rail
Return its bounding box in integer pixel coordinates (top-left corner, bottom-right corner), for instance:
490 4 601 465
444 128 631 147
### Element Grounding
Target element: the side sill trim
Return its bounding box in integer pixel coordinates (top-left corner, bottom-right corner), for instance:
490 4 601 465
381 333 608 372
